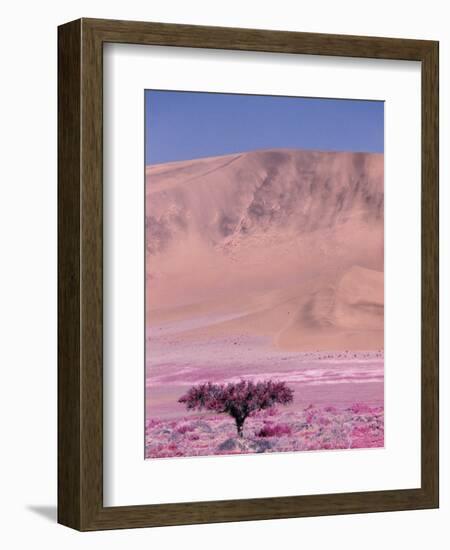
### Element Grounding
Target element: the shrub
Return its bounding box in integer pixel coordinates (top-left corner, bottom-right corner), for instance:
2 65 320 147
176 423 195 434
257 423 292 438
348 403 371 414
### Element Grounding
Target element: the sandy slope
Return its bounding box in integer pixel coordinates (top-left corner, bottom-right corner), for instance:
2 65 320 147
146 148 384 352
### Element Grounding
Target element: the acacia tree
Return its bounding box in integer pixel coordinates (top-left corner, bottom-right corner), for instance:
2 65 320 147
178 379 294 437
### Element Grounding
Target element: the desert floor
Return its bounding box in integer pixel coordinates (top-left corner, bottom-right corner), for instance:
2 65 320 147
145 315 383 458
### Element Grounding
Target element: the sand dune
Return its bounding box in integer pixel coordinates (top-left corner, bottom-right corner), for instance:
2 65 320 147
146 148 384 352
276 265 384 350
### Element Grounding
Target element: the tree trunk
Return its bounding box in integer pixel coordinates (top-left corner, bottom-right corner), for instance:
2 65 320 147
235 418 244 438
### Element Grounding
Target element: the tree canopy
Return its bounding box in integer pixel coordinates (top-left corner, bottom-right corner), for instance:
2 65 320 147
179 379 294 437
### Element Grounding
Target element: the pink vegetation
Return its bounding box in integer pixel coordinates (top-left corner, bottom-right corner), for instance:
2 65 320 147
145 403 384 459
257 423 292 438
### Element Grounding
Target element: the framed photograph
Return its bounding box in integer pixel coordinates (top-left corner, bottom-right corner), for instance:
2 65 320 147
58 18 439 530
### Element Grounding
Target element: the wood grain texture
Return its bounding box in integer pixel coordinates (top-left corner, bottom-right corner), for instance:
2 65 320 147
420 41 439 506
58 18 439 531
57 19 82 530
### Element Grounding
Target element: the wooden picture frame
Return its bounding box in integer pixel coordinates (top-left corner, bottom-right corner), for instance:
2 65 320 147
58 18 439 531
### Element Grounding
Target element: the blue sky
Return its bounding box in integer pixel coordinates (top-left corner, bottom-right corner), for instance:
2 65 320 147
145 90 384 165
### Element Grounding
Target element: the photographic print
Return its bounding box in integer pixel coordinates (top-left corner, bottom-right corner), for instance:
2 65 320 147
145 90 384 459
